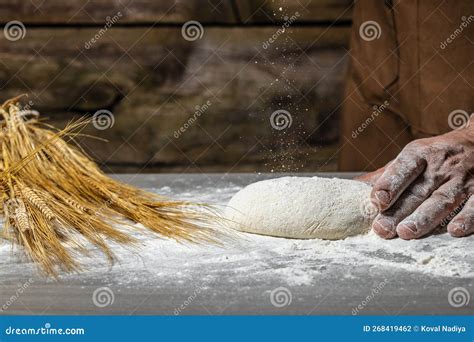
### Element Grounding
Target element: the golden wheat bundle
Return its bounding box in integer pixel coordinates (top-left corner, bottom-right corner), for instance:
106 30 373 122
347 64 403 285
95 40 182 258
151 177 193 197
0 97 220 276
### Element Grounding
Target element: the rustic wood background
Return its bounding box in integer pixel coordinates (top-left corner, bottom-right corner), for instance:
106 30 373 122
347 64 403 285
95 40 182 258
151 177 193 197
0 0 353 173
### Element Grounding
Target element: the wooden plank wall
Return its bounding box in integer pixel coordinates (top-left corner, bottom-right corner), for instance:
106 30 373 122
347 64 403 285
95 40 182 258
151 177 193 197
0 0 353 172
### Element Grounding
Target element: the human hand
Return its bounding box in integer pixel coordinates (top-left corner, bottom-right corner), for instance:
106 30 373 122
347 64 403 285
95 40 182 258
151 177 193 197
357 119 473 239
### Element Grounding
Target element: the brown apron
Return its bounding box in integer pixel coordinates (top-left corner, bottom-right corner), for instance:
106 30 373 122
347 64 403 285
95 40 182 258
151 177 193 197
339 0 474 171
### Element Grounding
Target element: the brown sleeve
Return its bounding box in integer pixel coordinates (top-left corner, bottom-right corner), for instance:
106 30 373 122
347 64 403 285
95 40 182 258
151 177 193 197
339 0 412 171
339 0 474 171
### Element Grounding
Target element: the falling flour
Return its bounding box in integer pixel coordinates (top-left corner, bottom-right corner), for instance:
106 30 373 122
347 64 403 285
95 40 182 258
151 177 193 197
225 177 376 239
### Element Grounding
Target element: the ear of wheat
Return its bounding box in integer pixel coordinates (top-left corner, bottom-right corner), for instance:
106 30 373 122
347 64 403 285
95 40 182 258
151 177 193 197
0 97 222 276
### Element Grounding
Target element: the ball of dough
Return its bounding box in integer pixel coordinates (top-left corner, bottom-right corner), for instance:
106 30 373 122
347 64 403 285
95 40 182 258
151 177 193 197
225 177 375 240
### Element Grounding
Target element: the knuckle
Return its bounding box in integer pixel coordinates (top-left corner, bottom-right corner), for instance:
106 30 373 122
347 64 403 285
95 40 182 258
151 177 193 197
446 155 462 167
431 172 445 185
432 188 456 205
448 178 466 194
410 192 427 203
405 140 422 151
404 139 429 156
410 181 434 200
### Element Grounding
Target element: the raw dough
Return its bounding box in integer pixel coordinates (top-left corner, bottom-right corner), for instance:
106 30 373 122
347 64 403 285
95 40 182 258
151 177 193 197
225 177 376 240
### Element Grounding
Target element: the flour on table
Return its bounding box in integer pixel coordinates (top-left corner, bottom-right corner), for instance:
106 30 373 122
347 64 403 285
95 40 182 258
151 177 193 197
225 177 376 240
0 176 472 292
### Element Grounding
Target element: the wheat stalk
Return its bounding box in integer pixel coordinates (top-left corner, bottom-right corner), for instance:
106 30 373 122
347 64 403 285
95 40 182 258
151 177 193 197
0 98 224 276
16 185 56 221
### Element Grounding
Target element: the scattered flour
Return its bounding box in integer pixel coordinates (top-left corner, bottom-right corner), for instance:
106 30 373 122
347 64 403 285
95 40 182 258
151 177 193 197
0 178 472 288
